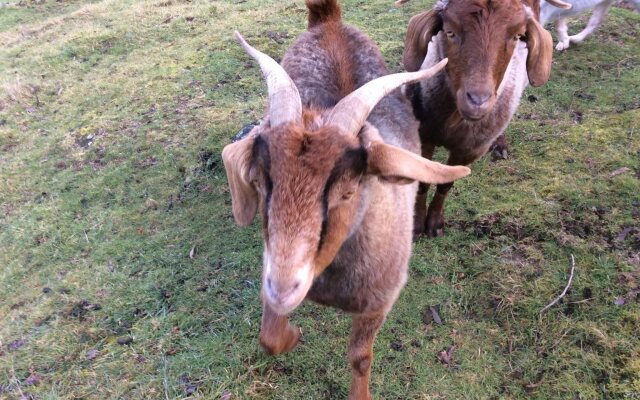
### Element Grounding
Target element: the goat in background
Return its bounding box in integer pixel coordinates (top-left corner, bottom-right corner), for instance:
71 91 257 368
402 0 570 237
222 0 470 398
541 0 640 50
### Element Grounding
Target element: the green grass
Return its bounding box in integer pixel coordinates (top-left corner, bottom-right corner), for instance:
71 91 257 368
1 0 639 398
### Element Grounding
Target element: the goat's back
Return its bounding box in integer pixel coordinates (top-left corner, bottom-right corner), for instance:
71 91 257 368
282 23 420 151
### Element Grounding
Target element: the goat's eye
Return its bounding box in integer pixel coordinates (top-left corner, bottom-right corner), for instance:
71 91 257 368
341 191 354 201
446 31 455 39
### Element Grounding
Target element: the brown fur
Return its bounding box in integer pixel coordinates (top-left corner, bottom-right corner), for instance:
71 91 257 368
403 0 553 237
222 2 470 398
306 0 341 28
321 21 356 98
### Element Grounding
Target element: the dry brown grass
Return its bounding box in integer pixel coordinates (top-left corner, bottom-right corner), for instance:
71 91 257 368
0 2 107 47
1 76 38 105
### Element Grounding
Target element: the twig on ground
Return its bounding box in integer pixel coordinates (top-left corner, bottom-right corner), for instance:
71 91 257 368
540 254 576 314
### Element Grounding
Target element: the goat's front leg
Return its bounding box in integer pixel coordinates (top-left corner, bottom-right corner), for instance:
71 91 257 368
555 18 570 51
348 313 386 400
569 1 613 45
425 181 453 237
259 301 300 355
413 142 435 238
425 152 473 237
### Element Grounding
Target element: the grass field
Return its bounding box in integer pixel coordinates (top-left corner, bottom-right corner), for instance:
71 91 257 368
1 0 639 398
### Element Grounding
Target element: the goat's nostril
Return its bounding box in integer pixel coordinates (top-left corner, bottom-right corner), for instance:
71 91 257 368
466 91 491 107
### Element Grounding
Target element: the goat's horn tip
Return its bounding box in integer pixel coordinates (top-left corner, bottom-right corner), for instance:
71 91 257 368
234 31 245 44
431 58 448 72
452 165 472 179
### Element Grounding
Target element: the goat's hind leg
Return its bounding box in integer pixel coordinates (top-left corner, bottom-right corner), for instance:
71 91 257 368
348 313 386 400
569 0 614 45
555 18 571 50
259 301 300 355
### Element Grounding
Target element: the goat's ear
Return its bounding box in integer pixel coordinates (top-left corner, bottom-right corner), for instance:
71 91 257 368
403 9 442 72
367 141 470 184
222 136 258 226
524 18 554 87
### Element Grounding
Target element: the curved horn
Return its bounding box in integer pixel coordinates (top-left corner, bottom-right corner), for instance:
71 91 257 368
327 58 448 137
545 0 572 9
235 31 302 127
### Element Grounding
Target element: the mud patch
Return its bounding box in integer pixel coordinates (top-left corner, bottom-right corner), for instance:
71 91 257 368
265 30 289 44
74 128 106 148
65 300 102 320
499 239 545 278
557 207 612 249
8 337 28 351
198 149 219 172
456 213 534 241
178 374 201 396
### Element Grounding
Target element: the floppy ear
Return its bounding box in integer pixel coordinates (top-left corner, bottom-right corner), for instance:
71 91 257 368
403 9 443 72
222 136 258 226
524 17 554 87
367 141 470 184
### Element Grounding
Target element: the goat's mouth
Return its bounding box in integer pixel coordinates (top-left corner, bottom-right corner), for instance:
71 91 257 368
458 99 497 122
459 108 487 121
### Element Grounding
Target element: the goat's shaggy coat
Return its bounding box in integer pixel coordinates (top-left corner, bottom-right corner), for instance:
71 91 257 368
222 1 469 398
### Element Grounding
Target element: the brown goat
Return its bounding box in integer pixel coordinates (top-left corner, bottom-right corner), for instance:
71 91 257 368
222 1 470 398
403 0 565 237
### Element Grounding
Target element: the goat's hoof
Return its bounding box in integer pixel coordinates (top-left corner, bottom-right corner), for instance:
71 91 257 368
490 146 508 161
425 213 445 238
426 227 445 238
555 41 569 51
489 135 509 161
260 325 301 356
425 215 445 237
425 222 445 237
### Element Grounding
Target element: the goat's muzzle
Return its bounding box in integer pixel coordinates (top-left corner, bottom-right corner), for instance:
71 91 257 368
457 86 496 121
263 254 314 315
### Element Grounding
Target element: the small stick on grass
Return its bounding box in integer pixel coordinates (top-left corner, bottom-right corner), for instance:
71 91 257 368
540 254 576 314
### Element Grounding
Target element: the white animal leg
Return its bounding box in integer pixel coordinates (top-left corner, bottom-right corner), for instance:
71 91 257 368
555 18 570 51
569 0 613 45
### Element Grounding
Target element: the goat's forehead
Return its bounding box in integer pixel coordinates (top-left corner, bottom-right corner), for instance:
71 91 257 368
264 128 357 168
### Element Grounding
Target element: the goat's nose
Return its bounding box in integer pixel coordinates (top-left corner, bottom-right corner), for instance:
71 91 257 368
266 277 302 303
466 91 492 107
